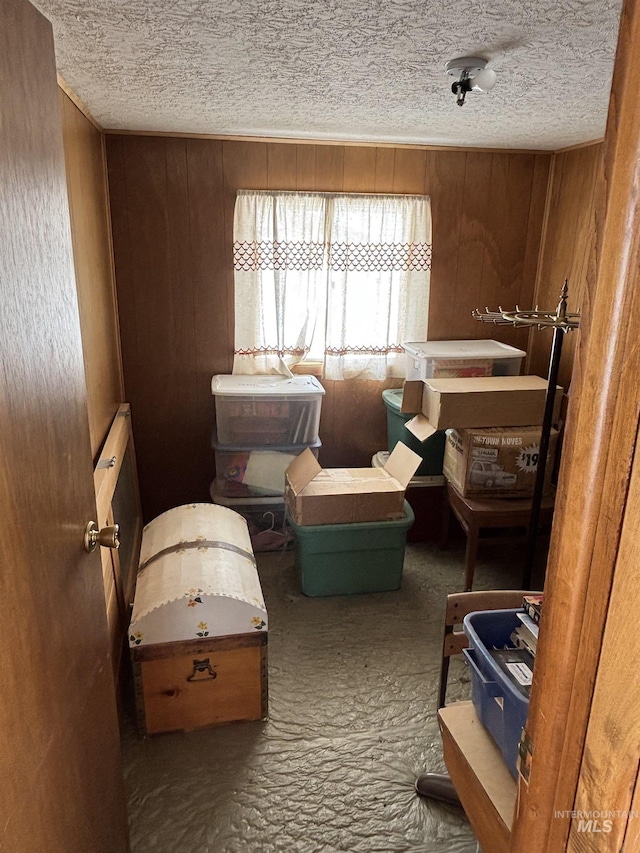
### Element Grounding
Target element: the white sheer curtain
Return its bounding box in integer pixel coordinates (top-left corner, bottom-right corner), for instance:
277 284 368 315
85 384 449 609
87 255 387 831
233 191 327 375
233 190 431 380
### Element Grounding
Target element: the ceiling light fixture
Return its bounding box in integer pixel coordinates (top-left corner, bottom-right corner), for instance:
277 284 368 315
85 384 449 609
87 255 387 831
445 57 497 106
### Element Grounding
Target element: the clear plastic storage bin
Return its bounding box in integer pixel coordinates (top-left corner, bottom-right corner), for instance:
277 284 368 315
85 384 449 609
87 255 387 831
211 375 325 446
403 340 526 381
212 438 322 498
209 482 288 552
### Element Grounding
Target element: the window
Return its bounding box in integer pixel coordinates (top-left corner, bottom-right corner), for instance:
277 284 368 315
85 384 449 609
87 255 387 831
233 190 432 380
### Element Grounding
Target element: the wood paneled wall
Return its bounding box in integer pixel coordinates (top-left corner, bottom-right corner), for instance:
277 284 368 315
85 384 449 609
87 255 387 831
527 143 604 392
60 92 124 458
106 136 551 521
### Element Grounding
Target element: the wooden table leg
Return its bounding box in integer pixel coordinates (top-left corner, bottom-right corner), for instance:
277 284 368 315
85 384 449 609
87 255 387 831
440 488 451 549
464 525 479 591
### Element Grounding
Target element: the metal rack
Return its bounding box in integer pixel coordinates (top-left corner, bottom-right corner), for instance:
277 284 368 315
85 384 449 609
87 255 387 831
473 281 580 587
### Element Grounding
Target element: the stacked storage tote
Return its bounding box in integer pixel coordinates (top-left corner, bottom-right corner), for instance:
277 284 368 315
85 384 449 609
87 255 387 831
374 340 527 541
403 339 526 381
210 375 325 550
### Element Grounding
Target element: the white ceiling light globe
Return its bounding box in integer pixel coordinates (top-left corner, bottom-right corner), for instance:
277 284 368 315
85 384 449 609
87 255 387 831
470 68 497 93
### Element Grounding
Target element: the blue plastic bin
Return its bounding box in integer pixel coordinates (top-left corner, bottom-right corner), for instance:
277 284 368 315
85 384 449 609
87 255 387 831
462 609 530 779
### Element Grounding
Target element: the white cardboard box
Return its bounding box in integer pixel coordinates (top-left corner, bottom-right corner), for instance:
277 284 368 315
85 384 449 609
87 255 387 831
443 426 558 498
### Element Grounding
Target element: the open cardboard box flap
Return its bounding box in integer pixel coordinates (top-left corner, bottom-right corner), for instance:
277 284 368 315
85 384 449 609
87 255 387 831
285 443 422 525
286 442 420 494
286 447 323 493
401 381 424 414
383 439 423 487
405 415 439 442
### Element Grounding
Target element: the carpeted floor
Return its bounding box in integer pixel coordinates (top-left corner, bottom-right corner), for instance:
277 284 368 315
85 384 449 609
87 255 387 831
120 534 544 852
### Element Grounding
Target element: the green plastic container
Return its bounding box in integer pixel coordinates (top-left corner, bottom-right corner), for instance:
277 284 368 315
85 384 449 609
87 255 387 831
288 501 415 596
382 388 446 476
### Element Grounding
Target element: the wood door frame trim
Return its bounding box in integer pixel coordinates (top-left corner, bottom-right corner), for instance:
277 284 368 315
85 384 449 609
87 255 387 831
510 0 640 848
57 74 103 132
94 404 131 520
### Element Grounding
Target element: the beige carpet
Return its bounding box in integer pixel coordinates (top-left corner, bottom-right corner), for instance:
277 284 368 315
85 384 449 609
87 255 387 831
120 534 543 852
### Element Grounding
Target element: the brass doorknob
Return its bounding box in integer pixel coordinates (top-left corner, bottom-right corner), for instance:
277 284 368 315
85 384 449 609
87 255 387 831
84 521 120 553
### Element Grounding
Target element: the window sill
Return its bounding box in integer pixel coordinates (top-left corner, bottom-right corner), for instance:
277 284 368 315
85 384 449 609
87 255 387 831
290 361 324 377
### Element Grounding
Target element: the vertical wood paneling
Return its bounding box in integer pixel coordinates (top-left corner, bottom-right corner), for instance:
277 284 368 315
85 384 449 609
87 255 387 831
267 142 298 189
186 138 227 504
295 145 317 190
521 154 552 361
343 147 377 191
425 150 466 340
315 145 345 190
105 136 137 383
324 379 400 468
165 140 200 502
528 144 603 387
374 148 396 192
483 154 537 353
451 153 492 340
498 156 535 309
124 137 177 519
106 137 551 517
61 92 124 457
392 148 427 194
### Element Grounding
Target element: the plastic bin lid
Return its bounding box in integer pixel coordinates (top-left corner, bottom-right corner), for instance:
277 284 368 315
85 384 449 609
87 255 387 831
371 451 445 488
403 340 526 359
211 374 325 396
381 388 404 413
210 481 286 507
211 433 322 452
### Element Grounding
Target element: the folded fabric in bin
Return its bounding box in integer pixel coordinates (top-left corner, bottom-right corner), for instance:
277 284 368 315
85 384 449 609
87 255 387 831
243 450 297 494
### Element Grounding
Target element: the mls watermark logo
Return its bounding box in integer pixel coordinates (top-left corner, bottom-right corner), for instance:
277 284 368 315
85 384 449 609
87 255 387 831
554 809 638 833
576 818 613 834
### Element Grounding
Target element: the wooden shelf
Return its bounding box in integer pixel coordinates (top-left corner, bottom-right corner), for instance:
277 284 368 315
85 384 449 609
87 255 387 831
438 701 517 853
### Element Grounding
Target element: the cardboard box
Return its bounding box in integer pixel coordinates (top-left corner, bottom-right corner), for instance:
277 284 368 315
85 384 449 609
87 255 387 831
285 442 422 525
443 425 558 498
401 376 563 441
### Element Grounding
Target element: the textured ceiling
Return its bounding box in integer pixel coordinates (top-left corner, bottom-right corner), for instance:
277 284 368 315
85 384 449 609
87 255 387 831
34 0 623 150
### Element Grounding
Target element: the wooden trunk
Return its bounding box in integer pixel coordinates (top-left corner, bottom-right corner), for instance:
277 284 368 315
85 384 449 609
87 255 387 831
132 632 268 735
128 503 269 735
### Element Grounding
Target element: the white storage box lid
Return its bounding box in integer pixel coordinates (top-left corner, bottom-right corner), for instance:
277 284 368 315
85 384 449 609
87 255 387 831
371 451 445 488
129 503 267 647
403 340 526 360
211 374 325 396
209 483 286 509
